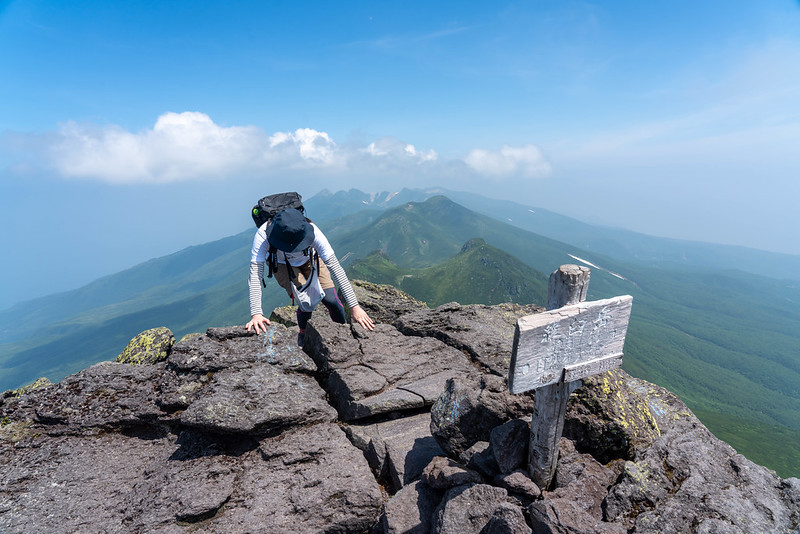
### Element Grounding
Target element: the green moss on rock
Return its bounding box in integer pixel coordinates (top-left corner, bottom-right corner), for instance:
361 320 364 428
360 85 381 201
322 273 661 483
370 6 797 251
270 306 298 327
116 327 175 365
178 332 204 343
11 377 52 397
565 369 664 463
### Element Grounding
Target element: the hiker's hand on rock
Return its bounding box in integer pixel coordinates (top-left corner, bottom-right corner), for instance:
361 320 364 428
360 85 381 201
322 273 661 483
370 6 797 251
351 305 374 331
246 314 270 334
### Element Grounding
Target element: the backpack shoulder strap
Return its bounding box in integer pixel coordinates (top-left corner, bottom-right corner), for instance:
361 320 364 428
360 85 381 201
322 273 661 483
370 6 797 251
266 244 278 279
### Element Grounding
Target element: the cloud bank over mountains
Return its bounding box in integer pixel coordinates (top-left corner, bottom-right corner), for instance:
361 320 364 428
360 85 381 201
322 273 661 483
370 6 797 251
34 111 551 184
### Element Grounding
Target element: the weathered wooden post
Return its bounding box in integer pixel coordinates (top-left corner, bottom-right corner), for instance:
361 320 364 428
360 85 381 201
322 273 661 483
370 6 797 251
508 264 633 489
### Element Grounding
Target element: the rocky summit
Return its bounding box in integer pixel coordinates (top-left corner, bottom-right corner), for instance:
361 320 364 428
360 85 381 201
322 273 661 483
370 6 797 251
1 281 799 533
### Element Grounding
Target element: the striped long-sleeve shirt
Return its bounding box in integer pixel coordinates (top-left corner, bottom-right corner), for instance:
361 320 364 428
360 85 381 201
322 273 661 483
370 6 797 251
248 221 359 317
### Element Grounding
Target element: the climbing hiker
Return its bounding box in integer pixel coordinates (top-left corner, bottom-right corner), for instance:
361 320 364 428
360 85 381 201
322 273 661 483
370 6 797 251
245 204 374 344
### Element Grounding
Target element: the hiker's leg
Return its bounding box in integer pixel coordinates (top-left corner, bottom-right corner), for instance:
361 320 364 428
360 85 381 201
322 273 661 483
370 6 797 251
296 308 312 330
275 260 314 345
317 261 347 324
321 287 347 324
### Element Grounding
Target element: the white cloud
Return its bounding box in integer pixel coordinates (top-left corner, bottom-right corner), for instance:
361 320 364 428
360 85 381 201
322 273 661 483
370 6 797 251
268 127 341 166
463 144 551 178
363 137 437 163
6 112 554 186
34 112 452 184
51 112 268 183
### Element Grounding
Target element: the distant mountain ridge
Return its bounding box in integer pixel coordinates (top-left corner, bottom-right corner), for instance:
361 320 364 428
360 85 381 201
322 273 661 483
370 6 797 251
309 187 800 281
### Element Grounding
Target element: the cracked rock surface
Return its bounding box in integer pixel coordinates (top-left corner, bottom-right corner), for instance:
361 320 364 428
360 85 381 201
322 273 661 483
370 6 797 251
1 282 798 533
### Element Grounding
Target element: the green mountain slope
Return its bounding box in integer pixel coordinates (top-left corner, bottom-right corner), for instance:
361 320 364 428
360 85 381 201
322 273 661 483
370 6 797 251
0 230 255 345
349 238 549 308
331 195 574 272
404 188 800 281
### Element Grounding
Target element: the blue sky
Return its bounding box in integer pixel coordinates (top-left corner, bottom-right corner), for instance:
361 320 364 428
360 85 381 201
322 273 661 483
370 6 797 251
2 0 800 308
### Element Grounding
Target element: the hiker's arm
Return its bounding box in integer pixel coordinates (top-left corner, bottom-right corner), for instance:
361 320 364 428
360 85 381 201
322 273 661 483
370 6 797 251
322 253 374 331
246 261 271 334
312 224 374 330
248 260 265 316
246 227 271 334
246 313 270 334
350 304 375 331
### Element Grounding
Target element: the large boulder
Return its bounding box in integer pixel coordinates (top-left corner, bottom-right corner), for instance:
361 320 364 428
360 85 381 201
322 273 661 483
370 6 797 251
0 423 383 533
3 362 177 435
193 423 383 533
378 480 444 534
432 483 520 534
169 324 316 374
563 368 678 463
603 423 798 532
115 326 175 365
178 364 337 436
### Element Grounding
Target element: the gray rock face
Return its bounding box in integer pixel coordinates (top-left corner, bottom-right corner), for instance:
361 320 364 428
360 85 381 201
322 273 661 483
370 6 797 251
0 322 381 533
430 375 534 458
201 423 383 534
170 324 316 374
422 456 483 489
2 283 799 534
345 412 445 492
490 418 530 474
432 483 512 534
604 424 797 533
309 320 481 421
379 480 444 534
395 301 543 376
179 364 337 436
7 361 176 433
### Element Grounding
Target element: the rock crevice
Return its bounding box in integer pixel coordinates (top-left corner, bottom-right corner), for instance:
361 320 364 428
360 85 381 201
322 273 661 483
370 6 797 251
1 281 798 533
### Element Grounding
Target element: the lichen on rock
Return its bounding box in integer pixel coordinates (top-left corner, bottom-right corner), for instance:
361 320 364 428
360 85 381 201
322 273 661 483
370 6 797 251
115 327 175 365
10 377 52 398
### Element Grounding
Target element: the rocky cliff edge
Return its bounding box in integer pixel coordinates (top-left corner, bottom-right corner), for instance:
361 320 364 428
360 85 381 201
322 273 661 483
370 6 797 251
1 281 798 533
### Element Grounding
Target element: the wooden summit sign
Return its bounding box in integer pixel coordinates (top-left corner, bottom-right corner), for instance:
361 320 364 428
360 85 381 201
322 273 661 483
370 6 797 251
508 264 633 489
508 295 633 394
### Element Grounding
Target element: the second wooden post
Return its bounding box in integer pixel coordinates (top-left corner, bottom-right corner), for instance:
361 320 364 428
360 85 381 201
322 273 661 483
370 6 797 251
528 264 591 489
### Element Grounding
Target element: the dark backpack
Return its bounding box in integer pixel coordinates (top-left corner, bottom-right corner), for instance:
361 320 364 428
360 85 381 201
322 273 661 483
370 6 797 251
251 192 312 282
251 192 305 228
